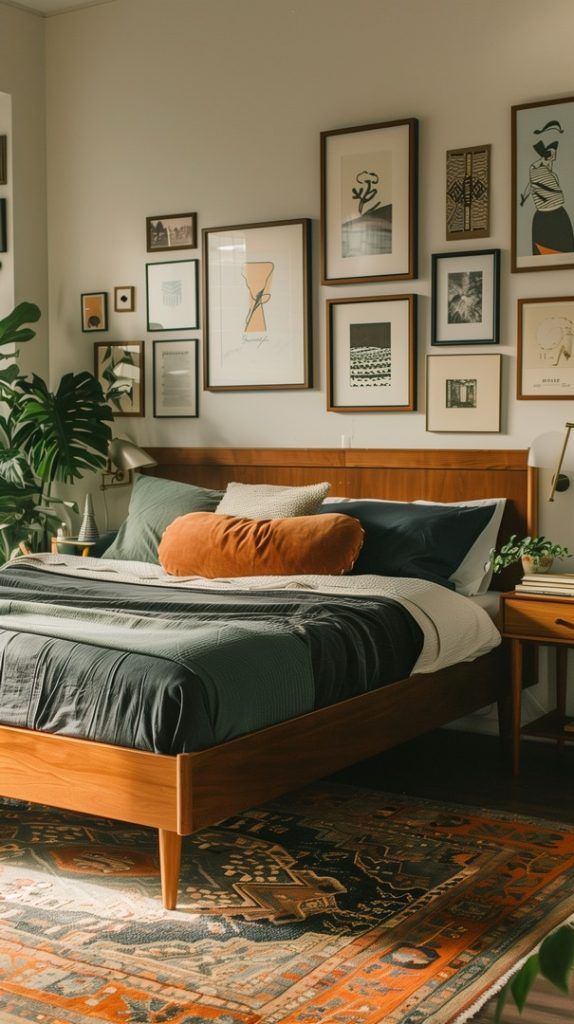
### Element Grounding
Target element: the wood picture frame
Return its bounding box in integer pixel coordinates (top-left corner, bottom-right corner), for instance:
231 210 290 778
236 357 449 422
153 339 199 418
320 118 418 284
146 259 199 332
512 95 574 273
0 199 6 253
446 144 490 240
94 340 145 417
146 212 197 253
0 136 7 186
114 286 135 313
81 291 108 333
517 295 574 399
426 353 502 433
327 293 416 412
203 218 312 391
431 249 500 346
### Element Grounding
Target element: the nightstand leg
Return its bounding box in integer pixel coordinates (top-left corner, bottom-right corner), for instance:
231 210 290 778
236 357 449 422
556 645 568 753
511 639 523 776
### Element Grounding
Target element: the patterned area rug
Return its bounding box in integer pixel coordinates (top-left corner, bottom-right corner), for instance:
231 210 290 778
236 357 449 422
1 784 574 1024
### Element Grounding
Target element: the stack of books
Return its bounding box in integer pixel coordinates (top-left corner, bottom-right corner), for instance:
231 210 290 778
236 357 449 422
516 573 574 597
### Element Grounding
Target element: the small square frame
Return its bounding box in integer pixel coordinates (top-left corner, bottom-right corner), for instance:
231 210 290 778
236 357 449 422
114 286 135 313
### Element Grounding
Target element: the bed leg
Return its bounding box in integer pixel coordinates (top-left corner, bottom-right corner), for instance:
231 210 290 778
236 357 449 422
158 829 182 910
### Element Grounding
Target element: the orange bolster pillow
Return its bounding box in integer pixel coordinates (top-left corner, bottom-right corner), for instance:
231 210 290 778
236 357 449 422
158 512 365 578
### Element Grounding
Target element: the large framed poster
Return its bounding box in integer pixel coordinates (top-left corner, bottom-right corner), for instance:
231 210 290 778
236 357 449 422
321 118 418 284
203 218 312 391
512 96 574 272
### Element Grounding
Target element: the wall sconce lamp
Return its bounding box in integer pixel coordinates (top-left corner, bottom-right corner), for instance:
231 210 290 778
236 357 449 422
548 422 574 502
100 437 157 491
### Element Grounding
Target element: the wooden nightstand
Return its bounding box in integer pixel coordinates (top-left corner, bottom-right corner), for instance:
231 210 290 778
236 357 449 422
500 590 574 775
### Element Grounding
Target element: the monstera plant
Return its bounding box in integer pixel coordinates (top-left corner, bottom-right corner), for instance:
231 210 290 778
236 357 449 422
0 302 113 559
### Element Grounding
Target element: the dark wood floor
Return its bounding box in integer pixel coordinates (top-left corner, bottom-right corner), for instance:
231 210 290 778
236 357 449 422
333 729 574 824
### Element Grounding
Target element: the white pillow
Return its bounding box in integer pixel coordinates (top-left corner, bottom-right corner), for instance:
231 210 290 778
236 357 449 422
414 498 506 595
216 480 331 519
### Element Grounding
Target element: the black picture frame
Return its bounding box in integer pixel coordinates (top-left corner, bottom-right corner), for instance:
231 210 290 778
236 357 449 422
0 199 7 253
146 212 197 253
431 249 500 346
146 259 200 332
81 291 108 333
153 339 199 418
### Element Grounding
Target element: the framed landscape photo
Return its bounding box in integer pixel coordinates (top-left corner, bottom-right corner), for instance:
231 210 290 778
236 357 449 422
146 212 197 253
203 218 312 390
114 286 135 312
81 291 107 332
321 118 418 284
146 259 199 331
431 249 500 345
512 96 574 272
153 339 198 418
94 341 145 417
446 144 490 240
517 296 574 399
426 353 501 432
327 294 416 412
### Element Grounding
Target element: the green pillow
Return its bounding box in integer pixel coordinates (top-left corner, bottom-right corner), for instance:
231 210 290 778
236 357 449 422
103 474 224 563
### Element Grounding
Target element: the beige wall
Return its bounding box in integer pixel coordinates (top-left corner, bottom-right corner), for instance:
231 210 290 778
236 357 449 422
0 3 48 377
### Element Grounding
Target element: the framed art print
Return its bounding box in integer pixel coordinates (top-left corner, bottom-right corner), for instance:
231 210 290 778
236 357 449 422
114 286 135 312
431 249 500 345
203 218 312 390
512 96 574 272
153 339 198 418
426 353 501 432
81 292 107 332
517 296 574 399
446 144 490 240
321 118 418 284
146 259 199 331
94 341 145 417
0 199 6 253
327 294 416 412
146 212 197 253
0 137 7 186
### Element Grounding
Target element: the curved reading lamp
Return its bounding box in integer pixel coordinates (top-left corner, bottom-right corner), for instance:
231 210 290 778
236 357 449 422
548 422 574 502
101 438 157 491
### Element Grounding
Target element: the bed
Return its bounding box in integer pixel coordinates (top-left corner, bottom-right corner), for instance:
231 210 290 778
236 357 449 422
0 447 536 909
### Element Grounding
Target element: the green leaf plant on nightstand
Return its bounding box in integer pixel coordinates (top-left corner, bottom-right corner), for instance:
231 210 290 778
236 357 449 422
488 534 571 577
0 302 113 560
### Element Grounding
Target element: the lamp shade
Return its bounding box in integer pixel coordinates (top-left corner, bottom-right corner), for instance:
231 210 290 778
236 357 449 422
108 438 157 472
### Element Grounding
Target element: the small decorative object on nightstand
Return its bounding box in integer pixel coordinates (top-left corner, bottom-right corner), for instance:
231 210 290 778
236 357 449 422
500 587 574 776
51 537 95 557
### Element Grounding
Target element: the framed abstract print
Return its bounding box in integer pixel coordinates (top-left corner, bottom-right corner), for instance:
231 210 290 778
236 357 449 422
94 341 145 417
431 249 500 345
321 118 418 284
446 144 490 240
426 353 501 433
146 259 199 331
146 212 197 253
327 294 416 412
517 296 574 399
203 218 312 391
81 292 107 332
153 339 198 418
512 96 574 272
114 286 135 312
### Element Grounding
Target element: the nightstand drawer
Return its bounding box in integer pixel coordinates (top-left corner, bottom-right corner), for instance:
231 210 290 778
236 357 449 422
503 597 574 641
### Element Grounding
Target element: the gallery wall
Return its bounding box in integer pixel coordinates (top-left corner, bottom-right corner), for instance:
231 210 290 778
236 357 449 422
0 3 48 378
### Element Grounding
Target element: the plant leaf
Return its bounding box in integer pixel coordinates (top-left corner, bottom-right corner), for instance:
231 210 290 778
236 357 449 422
510 953 541 1010
539 926 574 993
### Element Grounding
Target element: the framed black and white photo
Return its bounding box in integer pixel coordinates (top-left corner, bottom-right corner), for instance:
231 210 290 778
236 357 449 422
517 296 574 399
512 96 574 272
146 212 197 253
203 218 312 391
146 259 199 332
153 339 198 418
321 118 418 284
431 249 500 345
114 286 135 313
327 294 416 412
0 199 6 253
81 291 107 332
94 341 145 417
426 353 501 432
446 144 490 241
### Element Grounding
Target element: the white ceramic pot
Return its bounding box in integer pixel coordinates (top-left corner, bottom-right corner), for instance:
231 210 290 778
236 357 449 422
521 554 554 575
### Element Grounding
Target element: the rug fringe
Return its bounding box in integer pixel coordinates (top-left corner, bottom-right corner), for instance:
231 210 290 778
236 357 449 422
453 911 574 1024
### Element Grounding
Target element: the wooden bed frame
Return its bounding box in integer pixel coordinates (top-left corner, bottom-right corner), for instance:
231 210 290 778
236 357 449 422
0 447 536 910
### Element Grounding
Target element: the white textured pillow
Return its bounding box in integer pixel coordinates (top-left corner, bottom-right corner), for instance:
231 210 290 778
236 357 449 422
414 498 506 595
216 481 331 520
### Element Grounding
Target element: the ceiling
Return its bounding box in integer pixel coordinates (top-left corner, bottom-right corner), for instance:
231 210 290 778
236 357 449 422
2 0 115 15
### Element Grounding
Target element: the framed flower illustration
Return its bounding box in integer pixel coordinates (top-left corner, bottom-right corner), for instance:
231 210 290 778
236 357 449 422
431 249 500 345
94 341 145 417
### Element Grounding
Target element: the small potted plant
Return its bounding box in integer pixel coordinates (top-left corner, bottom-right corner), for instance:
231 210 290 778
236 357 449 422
489 534 571 576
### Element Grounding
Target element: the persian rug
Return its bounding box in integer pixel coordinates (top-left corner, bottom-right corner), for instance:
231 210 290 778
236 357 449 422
1 784 574 1024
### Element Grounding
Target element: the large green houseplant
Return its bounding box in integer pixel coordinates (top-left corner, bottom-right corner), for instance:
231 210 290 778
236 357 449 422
0 302 113 559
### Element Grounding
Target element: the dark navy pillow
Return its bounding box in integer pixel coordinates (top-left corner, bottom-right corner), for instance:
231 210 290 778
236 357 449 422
323 500 496 588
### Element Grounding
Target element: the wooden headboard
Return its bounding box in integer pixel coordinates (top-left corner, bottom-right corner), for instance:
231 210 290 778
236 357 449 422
146 447 536 589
